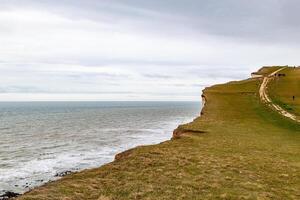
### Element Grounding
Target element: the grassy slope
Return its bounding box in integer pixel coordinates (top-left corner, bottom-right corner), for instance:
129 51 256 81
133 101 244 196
254 66 283 76
268 67 300 116
18 68 300 200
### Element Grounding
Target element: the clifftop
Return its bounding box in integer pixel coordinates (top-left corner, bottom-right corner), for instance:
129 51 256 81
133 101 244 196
18 67 300 200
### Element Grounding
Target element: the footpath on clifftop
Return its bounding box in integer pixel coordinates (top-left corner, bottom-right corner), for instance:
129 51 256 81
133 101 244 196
18 67 300 200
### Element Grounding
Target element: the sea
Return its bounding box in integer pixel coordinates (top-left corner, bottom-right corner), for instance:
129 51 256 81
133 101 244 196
0 101 200 195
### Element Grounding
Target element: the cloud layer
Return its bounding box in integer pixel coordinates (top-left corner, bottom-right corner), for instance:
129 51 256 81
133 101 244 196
1 0 300 101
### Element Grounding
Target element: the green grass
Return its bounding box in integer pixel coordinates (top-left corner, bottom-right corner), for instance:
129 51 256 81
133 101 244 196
18 67 300 200
268 67 300 116
254 66 284 76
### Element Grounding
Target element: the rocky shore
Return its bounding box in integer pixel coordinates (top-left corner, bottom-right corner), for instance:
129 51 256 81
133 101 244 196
0 191 19 200
1 170 75 200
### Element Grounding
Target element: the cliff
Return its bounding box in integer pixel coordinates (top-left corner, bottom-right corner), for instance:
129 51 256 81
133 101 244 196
17 67 300 200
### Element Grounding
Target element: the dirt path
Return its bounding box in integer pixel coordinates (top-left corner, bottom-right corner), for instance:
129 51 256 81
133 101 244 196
259 67 300 123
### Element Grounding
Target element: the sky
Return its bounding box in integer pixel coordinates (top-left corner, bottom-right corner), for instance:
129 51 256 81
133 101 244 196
1 0 300 101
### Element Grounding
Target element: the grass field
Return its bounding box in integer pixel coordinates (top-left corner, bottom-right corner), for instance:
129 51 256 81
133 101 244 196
268 67 300 116
18 67 300 200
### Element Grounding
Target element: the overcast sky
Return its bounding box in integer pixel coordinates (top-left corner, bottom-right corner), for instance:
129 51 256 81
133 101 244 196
1 0 300 101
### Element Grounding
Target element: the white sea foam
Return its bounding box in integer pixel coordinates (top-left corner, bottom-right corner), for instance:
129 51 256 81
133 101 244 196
0 101 200 195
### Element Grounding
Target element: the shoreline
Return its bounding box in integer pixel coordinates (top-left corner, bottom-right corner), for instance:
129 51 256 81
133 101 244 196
1 104 202 200
10 67 300 199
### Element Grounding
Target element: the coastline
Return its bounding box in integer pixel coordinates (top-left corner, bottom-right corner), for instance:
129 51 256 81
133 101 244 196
13 67 300 199
10 126 197 199
1 103 201 200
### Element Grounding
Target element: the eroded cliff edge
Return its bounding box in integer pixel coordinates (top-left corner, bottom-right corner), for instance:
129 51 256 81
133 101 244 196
17 67 300 200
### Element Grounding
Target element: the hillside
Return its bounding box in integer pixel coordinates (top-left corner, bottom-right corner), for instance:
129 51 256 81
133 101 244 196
18 67 300 200
268 67 300 117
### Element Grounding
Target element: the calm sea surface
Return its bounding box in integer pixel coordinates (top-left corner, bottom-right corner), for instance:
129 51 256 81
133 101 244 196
0 101 200 195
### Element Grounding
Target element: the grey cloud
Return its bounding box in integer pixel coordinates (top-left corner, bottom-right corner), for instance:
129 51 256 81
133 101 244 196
61 72 129 79
1 1 300 101
0 86 44 93
3 0 300 43
143 74 174 79
0 85 133 94
114 0 300 43
191 84 207 88
186 67 250 80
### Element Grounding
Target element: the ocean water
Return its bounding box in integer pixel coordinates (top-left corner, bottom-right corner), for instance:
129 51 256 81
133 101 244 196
0 101 200 195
